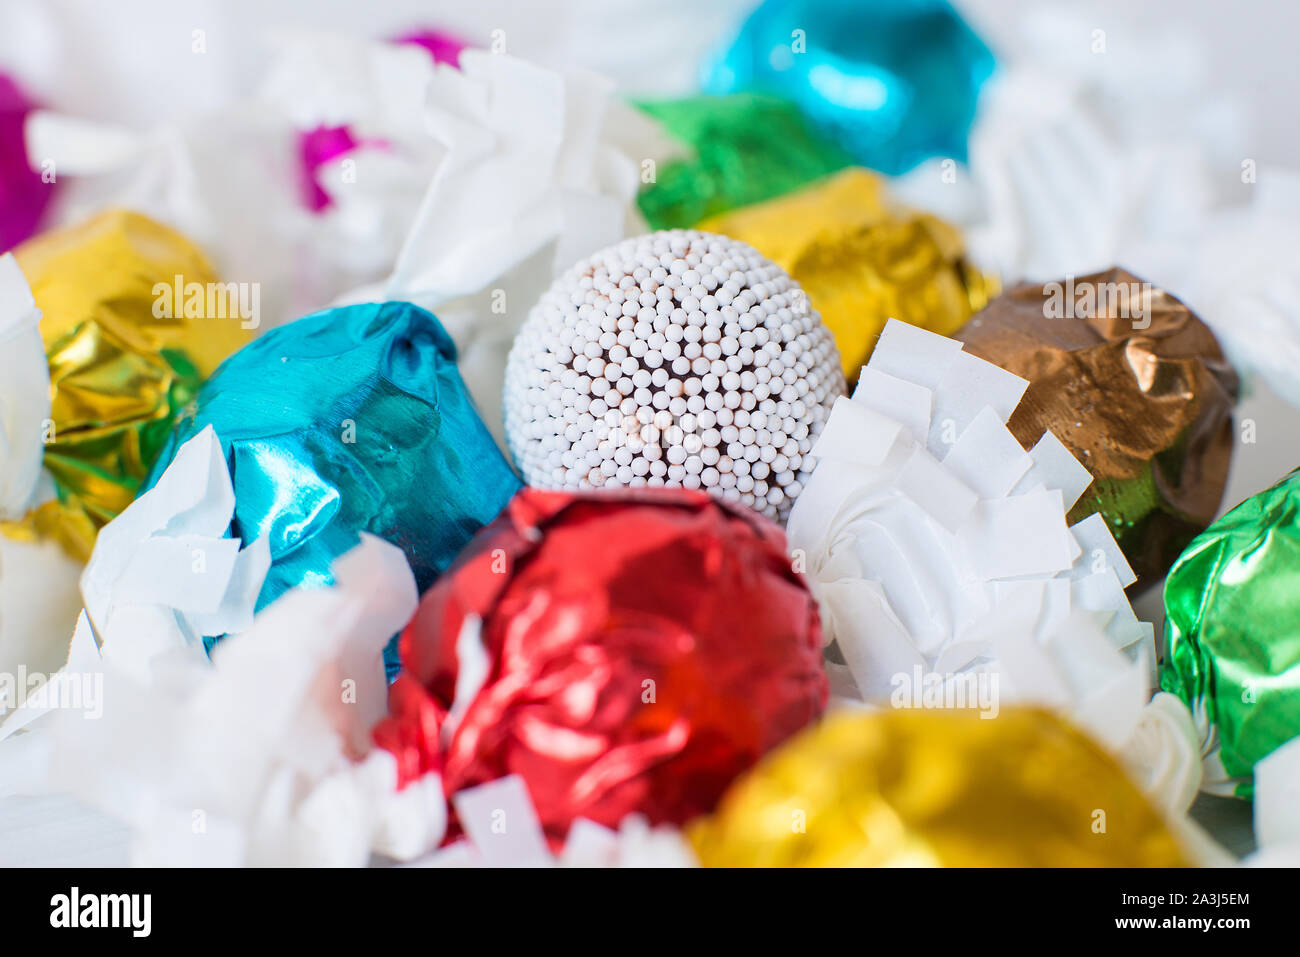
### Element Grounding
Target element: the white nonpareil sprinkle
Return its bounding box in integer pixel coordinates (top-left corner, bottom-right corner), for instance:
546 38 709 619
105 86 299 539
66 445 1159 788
504 230 845 520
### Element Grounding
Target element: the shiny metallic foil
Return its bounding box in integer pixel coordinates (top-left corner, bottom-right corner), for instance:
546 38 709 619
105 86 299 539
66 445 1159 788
701 168 995 382
375 487 828 846
1162 469 1300 797
145 300 520 674
1 72 54 251
689 707 1189 867
2 209 248 559
635 94 852 231
955 268 1238 591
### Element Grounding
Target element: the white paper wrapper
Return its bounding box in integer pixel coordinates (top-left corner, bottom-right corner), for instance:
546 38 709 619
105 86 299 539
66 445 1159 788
77 425 270 675
20 34 464 327
0 535 84 704
22 29 479 327
407 775 697 868
1156 169 1300 409
27 35 675 444
1174 694 1249 800
787 319 1201 814
253 33 449 310
1 423 446 865
4 534 445 866
403 633 696 868
0 1 750 125
25 104 309 327
0 792 130 867
0 592 100 747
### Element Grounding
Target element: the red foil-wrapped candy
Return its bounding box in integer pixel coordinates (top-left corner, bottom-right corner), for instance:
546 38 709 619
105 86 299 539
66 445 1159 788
375 487 828 845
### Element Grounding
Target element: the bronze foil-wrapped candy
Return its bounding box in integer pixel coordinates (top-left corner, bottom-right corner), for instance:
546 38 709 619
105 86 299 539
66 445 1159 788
955 268 1238 590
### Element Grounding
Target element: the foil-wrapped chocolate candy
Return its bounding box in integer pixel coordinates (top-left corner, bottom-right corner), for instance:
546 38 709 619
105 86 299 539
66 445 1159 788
955 268 1238 589
1163 468 1300 798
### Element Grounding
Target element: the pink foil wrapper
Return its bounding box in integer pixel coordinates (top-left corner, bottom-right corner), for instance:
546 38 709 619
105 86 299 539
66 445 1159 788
0 74 54 252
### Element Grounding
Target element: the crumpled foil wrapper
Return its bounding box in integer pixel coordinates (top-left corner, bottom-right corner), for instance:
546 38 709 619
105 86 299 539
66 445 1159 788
142 300 521 673
700 168 995 382
374 486 828 846
295 27 467 213
419 776 698 867
635 94 851 230
689 707 1190 867
28 41 673 443
701 0 994 176
1245 735 1300 865
2 209 248 560
955 268 1238 590
1162 468 1300 798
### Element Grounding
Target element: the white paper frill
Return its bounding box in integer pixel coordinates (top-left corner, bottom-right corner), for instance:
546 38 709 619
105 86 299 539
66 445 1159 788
786 318 1203 817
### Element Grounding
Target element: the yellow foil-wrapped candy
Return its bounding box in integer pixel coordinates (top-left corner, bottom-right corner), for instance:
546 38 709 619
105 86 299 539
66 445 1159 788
2 209 250 559
699 168 995 383
689 708 1188 867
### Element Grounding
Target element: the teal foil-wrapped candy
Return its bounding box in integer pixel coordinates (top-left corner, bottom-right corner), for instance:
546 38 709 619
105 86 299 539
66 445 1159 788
145 300 521 674
703 0 995 176
1161 469 1300 798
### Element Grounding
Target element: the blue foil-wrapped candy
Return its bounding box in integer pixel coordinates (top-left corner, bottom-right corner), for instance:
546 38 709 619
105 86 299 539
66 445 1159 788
145 301 521 673
703 0 995 176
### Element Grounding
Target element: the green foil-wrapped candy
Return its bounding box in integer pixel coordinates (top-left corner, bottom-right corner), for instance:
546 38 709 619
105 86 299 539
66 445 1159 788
635 94 852 230
1161 469 1300 798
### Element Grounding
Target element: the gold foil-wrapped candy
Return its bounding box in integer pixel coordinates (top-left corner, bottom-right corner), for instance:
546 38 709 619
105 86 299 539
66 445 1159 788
955 269 1238 590
689 708 1188 867
699 168 995 383
2 209 250 559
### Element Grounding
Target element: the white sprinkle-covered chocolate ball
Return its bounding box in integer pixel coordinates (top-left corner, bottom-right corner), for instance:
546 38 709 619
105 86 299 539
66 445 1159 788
503 230 845 520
